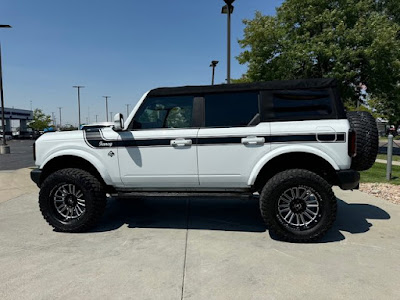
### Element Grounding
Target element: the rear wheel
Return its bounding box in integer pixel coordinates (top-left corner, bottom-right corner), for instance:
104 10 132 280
39 168 107 232
260 169 336 242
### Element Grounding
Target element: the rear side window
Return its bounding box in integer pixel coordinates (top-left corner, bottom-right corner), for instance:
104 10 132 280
204 92 259 127
131 96 194 129
261 89 334 121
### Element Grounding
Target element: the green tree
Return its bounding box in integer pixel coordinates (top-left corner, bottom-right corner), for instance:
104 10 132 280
237 0 400 123
29 109 52 131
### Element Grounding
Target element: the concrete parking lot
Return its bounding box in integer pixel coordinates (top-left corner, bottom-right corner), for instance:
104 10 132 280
0 142 399 299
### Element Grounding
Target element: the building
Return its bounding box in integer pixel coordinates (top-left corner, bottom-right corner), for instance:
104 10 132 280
0 107 33 135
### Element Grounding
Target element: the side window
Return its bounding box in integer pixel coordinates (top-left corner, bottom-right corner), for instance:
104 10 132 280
261 89 333 121
204 92 259 127
131 96 194 129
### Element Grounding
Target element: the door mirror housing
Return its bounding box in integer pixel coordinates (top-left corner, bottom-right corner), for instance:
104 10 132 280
113 113 124 131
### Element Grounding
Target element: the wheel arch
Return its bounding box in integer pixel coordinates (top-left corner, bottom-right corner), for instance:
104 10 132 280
249 149 339 191
39 153 114 191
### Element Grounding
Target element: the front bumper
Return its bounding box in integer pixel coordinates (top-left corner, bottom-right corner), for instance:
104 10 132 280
30 168 42 188
336 169 360 190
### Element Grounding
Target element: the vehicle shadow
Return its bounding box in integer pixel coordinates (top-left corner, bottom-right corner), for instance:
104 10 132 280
92 196 390 243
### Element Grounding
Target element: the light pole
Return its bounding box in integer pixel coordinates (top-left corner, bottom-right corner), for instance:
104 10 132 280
125 104 130 116
58 107 62 128
103 96 110 121
221 0 234 84
95 114 98 122
73 85 84 129
0 25 11 154
210 60 219 85
110 112 113 121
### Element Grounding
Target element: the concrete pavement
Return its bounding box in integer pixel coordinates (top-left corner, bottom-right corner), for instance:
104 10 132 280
0 169 399 299
376 158 400 166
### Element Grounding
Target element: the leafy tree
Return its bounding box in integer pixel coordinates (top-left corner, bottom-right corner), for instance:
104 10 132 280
237 0 400 123
28 109 52 131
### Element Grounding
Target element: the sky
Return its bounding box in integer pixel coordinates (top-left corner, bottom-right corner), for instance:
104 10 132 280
1 0 283 126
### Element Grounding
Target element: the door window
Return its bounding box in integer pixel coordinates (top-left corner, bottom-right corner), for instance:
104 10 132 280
131 96 194 129
204 92 259 127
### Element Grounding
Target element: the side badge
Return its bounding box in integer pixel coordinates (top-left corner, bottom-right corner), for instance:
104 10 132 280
108 151 115 157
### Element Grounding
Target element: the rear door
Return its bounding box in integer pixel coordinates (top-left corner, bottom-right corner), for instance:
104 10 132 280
197 91 271 188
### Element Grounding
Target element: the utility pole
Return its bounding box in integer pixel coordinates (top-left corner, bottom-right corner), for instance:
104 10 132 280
103 96 110 121
110 112 113 121
125 104 130 116
58 107 62 128
73 85 85 129
95 114 98 122
0 24 12 154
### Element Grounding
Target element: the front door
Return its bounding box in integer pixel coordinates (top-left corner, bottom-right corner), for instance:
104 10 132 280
118 95 199 189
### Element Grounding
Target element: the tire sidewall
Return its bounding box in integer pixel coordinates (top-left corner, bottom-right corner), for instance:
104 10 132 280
261 172 335 241
39 170 97 231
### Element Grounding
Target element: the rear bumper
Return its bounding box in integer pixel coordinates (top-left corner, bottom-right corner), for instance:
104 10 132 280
336 169 360 190
30 168 42 187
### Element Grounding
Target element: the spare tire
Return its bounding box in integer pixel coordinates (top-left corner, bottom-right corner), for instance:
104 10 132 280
347 111 378 171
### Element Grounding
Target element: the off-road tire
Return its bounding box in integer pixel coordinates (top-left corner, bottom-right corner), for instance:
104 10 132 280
260 169 337 243
347 111 378 171
39 168 107 232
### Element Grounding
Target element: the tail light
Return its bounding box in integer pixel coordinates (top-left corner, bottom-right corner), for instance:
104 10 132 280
348 130 356 157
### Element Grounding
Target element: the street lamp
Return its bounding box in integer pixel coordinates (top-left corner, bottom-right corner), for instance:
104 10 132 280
0 25 11 154
221 0 235 84
73 85 85 129
210 60 219 85
103 96 110 121
58 107 62 128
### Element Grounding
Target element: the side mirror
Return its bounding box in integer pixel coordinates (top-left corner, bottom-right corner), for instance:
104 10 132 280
113 113 124 131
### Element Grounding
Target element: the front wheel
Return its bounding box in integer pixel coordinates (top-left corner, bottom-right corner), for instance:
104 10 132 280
39 168 107 232
260 169 337 242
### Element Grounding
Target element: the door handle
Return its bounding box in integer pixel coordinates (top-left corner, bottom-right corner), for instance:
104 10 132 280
241 136 265 145
170 138 192 147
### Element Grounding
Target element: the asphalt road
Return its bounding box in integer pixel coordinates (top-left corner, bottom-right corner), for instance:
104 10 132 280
0 140 35 170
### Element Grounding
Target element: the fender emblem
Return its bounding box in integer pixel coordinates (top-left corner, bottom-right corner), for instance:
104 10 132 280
108 151 115 157
99 141 113 147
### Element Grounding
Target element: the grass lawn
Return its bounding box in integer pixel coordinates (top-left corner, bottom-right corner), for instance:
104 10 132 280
379 136 400 142
360 163 400 185
377 154 400 162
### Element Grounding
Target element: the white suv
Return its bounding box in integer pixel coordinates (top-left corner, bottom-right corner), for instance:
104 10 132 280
31 78 378 242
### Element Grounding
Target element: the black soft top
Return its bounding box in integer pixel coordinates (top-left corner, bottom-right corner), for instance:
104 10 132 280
148 78 337 97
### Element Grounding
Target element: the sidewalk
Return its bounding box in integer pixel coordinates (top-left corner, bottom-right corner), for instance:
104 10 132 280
375 158 400 166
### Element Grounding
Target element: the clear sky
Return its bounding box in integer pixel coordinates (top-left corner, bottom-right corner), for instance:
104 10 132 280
1 0 283 126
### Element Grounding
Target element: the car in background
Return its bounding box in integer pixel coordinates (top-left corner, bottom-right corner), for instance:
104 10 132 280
0 132 12 141
387 125 398 136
